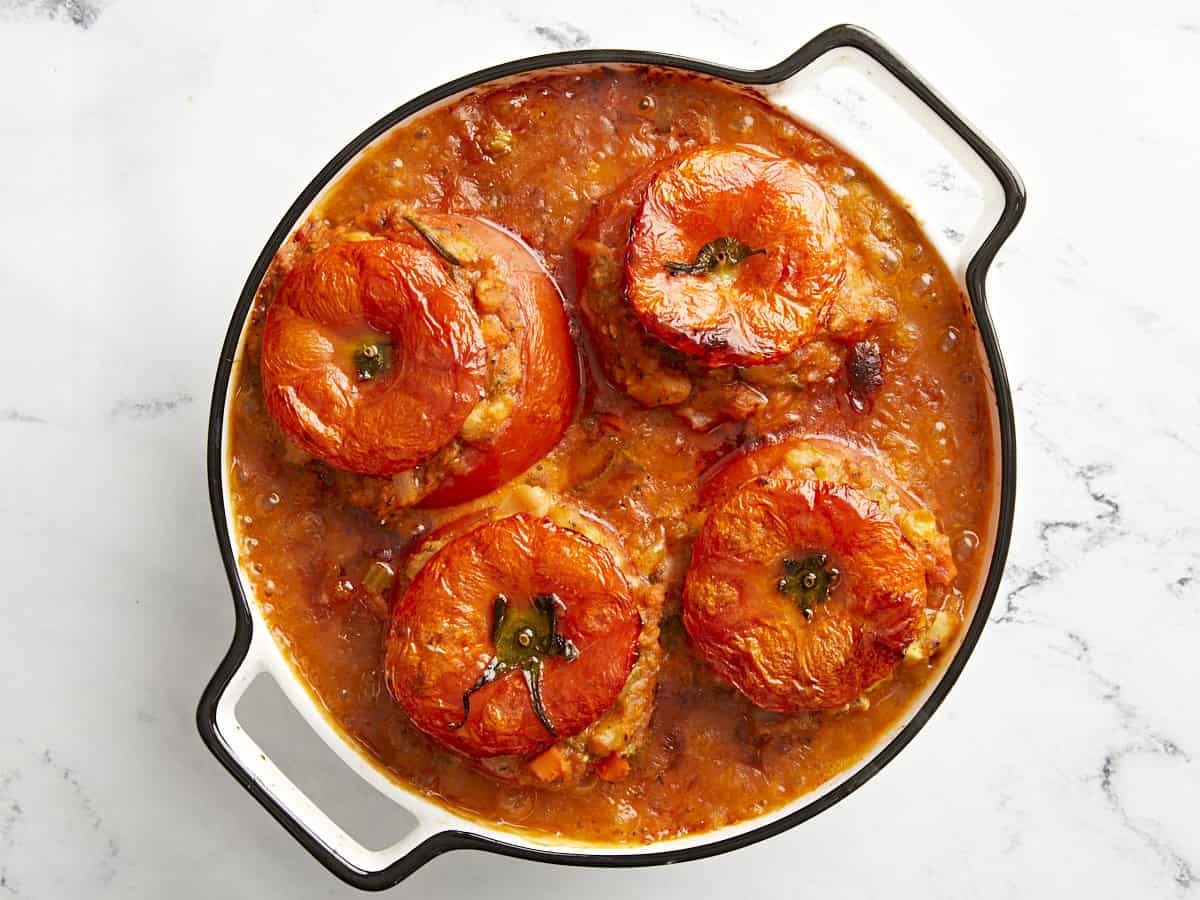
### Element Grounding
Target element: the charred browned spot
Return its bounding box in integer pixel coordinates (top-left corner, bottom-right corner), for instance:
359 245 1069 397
847 340 883 411
654 341 691 369
231 65 995 843
304 459 335 489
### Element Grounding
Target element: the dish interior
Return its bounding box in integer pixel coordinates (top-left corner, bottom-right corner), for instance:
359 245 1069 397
224 65 998 847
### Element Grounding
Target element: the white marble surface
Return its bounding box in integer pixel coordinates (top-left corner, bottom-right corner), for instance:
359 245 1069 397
2 0 1198 896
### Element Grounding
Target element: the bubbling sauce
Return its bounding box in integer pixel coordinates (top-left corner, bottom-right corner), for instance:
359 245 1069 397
227 67 995 844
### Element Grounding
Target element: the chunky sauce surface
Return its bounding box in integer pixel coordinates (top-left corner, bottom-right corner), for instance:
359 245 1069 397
228 68 995 844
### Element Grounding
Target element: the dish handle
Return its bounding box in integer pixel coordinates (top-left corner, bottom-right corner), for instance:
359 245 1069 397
197 629 453 890
763 24 1026 293
198 24 1026 890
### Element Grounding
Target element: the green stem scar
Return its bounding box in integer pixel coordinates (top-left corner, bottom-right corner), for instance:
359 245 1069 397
352 339 393 382
451 593 580 737
403 215 463 266
664 236 766 276
778 553 840 621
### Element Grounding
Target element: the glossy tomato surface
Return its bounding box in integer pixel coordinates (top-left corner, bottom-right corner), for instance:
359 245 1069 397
684 477 926 711
260 240 486 474
699 434 956 584
625 146 845 366
386 514 641 758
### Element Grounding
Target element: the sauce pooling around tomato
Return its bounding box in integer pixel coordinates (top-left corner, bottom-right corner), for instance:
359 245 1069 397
228 67 996 845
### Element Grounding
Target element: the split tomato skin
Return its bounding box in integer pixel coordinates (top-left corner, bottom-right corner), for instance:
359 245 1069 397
683 477 927 712
413 215 579 508
625 145 846 367
260 239 487 475
386 513 641 758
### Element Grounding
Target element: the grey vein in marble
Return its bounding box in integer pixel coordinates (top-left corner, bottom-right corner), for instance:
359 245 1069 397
530 22 590 49
994 397 1127 625
40 749 119 885
108 392 193 422
1060 631 1197 889
690 4 737 28
1170 566 1197 600
1054 241 1089 289
1101 747 1195 889
0 748 121 895
0 770 19 850
0 0 102 28
995 384 1198 889
1162 425 1200 458
0 409 45 425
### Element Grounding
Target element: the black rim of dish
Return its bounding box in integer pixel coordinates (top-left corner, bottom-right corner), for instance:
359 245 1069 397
198 23 1026 891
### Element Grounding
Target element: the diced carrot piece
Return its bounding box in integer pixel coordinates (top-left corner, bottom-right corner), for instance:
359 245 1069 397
595 753 631 783
528 745 571 783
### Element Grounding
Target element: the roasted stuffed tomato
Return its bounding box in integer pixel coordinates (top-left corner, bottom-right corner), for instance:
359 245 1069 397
260 211 578 510
626 145 845 366
386 509 660 784
684 436 960 711
577 144 900 430
228 66 1002 847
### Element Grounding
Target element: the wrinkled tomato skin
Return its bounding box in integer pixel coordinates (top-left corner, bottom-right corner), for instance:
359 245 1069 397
415 216 579 507
386 514 640 758
683 478 926 712
625 145 845 367
260 240 487 475
699 433 956 583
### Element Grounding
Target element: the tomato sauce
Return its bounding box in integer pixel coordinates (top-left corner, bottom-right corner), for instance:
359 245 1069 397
227 67 996 844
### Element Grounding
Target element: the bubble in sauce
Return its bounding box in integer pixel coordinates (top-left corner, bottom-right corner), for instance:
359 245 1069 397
875 244 901 274
940 326 960 353
954 530 980 562
498 787 535 822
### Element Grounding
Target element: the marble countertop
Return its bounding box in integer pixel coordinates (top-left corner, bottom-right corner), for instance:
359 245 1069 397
2 0 1198 896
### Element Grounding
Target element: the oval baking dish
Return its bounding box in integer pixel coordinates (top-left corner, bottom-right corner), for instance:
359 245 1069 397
198 24 1024 891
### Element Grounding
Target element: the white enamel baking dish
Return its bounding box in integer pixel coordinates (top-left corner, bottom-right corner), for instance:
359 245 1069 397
199 23 1025 891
